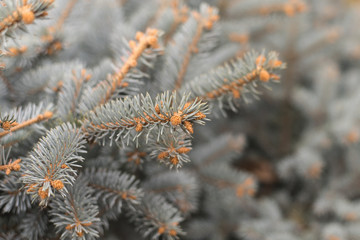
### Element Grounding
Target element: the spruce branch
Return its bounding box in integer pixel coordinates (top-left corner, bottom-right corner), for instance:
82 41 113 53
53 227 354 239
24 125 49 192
0 173 32 214
79 28 162 113
36 0 79 56
127 193 184 240
148 128 192 169
19 208 49 240
0 0 54 45
84 168 143 215
227 0 307 18
21 122 86 206
144 171 199 214
120 143 148 171
173 4 219 90
82 91 209 146
162 0 189 43
148 0 189 44
200 163 257 199
49 176 101 240
57 65 92 119
156 3 220 91
0 158 21 175
0 111 53 138
0 103 53 146
180 50 285 112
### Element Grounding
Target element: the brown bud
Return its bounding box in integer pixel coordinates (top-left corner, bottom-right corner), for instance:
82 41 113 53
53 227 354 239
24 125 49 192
170 113 182 126
176 147 191 154
38 187 48 200
158 151 169 159
184 121 193 134
259 69 270 82
21 7 35 24
51 180 64 190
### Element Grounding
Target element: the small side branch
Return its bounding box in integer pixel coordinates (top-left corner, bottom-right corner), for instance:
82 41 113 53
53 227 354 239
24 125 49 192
0 111 53 138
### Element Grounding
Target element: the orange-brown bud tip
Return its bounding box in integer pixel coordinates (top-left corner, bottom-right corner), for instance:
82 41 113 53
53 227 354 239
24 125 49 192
135 31 144 41
65 224 73 230
129 40 137 49
1 121 11 130
269 59 283 68
146 36 158 47
155 104 160 114
147 28 159 36
169 229 177 236
184 121 193 134
38 187 48 200
170 156 179 165
259 69 270 82
158 227 166 234
176 147 191 154
21 7 35 24
195 112 206 120
255 55 266 66
158 151 169 160
51 180 64 190
283 4 295 17
43 111 53 118
61 164 68 169
12 164 20 171
170 113 182 126
135 123 143 132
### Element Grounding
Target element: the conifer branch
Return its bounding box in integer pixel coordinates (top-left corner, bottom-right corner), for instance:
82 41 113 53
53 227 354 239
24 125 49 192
103 28 160 97
148 128 192 169
0 111 53 138
49 176 101 240
57 67 91 119
144 171 199 214
82 91 208 146
21 123 86 206
180 50 285 111
0 103 53 146
227 0 307 18
123 147 148 170
19 208 49 240
0 0 54 44
79 28 161 112
163 0 189 43
84 168 143 215
200 164 257 199
0 158 21 175
173 5 219 90
39 0 79 56
155 3 220 91
127 194 184 240
0 173 32 214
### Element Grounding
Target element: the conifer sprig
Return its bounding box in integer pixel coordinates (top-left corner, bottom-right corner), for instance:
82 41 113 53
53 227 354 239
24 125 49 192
79 28 162 113
148 128 192 169
82 91 209 146
144 171 199 214
128 194 184 240
0 103 53 146
84 168 143 215
0 0 54 44
49 176 100 240
21 123 86 206
156 3 220 91
180 50 285 111
0 173 31 214
200 164 257 199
